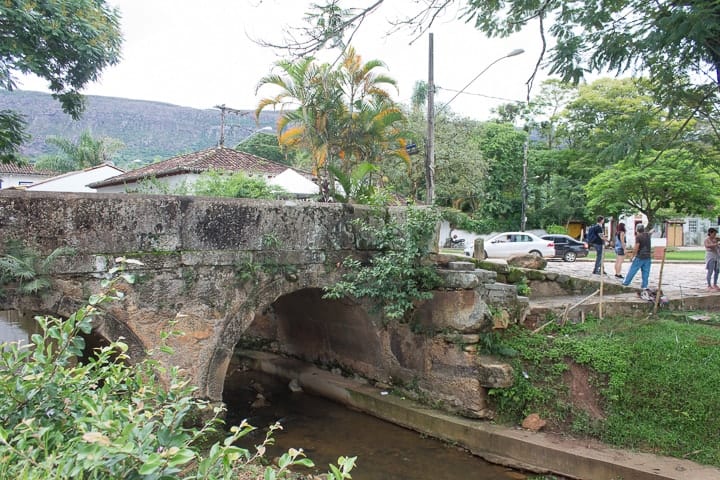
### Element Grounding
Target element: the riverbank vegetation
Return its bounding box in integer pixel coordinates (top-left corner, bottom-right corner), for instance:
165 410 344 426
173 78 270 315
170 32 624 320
0 261 355 479
485 312 720 467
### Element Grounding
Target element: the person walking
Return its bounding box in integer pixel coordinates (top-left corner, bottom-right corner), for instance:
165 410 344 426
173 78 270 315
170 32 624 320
613 222 627 279
587 216 606 275
622 224 652 291
703 227 720 291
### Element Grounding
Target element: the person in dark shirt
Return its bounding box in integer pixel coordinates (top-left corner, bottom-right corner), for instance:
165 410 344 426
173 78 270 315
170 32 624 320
588 216 606 274
622 224 652 290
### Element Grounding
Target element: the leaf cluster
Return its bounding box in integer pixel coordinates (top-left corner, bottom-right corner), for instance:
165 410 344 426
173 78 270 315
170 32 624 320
0 240 75 297
192 169 288 199
323 207 442 320
0 0 123 163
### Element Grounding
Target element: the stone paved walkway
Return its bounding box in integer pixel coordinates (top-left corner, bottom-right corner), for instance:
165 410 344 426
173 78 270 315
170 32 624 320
544 258 711 297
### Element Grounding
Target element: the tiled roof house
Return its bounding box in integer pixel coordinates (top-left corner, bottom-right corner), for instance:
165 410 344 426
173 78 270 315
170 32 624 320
89 147 318 197
0 163 56 189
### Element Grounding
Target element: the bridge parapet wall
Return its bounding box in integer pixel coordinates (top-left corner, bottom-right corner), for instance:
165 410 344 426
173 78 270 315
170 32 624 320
0 190 386 260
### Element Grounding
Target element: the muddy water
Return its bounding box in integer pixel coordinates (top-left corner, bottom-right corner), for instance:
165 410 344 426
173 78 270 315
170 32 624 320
223 369 527 480
0 310 40 345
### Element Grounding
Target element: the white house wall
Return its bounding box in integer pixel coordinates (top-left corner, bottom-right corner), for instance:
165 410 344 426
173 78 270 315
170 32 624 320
0 173 49 189
26 165 124 192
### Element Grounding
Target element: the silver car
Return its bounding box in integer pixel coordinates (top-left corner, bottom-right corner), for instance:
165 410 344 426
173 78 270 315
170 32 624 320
465 232 555 259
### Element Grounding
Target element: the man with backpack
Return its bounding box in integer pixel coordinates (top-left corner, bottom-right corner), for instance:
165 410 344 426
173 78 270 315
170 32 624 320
586 216 606 275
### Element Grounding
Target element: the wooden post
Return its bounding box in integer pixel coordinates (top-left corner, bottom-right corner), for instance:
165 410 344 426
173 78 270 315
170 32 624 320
653 248 667 315
598 246 605 319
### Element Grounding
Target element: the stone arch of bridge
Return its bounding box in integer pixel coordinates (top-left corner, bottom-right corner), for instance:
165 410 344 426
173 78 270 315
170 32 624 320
200 266 354 401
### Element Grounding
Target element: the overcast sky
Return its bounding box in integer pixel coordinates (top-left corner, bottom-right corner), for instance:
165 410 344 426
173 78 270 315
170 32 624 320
19 0 550 120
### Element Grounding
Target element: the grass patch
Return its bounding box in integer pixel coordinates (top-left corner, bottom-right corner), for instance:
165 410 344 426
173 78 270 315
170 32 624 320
590 250 705 262
488 313 720 467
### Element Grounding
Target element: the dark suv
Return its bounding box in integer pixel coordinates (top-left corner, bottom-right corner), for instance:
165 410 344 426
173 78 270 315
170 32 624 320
541 234 589 262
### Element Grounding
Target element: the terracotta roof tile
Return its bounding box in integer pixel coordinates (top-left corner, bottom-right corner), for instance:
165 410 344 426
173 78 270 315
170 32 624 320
0 162 56 175
90 147 303 188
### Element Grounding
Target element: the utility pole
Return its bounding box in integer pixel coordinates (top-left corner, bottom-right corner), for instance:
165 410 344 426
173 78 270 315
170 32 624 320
520 135 529 231
214 104 247 147
425 33 435 205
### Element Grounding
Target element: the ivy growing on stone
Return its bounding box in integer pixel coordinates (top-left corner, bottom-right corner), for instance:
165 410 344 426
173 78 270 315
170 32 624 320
323 207 441 321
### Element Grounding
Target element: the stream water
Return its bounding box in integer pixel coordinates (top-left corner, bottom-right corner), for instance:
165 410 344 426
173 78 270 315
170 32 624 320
223 369 528 480
1 310 530 479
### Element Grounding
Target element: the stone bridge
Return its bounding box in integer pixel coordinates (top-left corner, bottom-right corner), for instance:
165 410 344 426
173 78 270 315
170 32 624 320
0 190 523 418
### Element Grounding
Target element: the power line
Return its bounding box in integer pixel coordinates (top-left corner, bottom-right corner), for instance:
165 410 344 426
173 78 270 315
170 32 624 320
436 87 524 104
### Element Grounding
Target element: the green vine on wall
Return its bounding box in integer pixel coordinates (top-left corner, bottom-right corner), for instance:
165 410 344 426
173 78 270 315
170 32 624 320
323 207 442 321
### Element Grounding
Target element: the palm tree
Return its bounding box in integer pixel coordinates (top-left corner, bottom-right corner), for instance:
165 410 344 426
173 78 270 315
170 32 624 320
36 129 124 173
255 47 409 201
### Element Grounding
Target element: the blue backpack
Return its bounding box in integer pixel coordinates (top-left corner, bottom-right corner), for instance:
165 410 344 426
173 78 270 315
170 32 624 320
587 225 601 245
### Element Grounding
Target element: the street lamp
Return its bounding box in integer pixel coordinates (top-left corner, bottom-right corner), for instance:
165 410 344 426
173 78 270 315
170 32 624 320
440 48 525 113
425 44 525 205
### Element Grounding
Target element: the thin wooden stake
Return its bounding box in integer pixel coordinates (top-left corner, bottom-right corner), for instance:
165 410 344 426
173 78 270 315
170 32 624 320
598 246 605 319
653 248 667 315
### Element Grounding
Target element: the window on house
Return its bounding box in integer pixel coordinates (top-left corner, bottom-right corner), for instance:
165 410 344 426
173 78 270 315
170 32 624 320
688 219 698 233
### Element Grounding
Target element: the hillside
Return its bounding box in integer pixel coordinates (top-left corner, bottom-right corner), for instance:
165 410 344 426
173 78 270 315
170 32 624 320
0 90 281 166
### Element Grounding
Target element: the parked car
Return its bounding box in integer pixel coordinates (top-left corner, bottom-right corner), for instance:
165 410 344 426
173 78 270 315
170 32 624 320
465 232 555 259
541 234 589 262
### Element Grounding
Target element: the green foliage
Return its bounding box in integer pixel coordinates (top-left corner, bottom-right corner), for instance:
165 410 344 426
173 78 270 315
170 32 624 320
0 258 356 479
255 47 409 197
329 161 390 205
0 109 29 163
0 0 122 163
544 225 567 235
461 0 720 117
585 149 718 227
235 132 289 165
440 208 483 234
192 170 288 199
36 129 124 173
477 122 528 230
323 207 442 321
0 241 75 297
488 316 720 466
515 277 531 297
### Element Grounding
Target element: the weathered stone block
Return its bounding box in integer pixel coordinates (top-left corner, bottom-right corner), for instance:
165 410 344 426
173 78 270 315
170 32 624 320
476 356 515 388
414 290 493 333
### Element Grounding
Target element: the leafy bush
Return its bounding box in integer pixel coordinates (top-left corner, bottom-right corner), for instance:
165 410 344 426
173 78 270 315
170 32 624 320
0 240 75 297
544 224 567 234
193 169 288 199
0 258 356 479
440 208 484 233
324 207 441 320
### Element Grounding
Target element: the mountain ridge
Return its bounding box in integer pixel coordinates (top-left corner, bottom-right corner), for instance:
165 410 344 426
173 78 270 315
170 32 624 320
0 89 281 167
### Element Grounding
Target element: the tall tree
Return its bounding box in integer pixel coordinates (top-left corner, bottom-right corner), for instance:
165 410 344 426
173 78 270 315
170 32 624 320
585 150 719 228
256 47 409 200
0 0 122 163
36 130 124 173
477 122 527 231
235 132 288 165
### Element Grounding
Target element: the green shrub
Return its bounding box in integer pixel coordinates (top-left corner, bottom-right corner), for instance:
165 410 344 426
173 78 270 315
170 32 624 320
193 169 288 199
0 240 75 297
324 207 441 321
0 258 356 479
